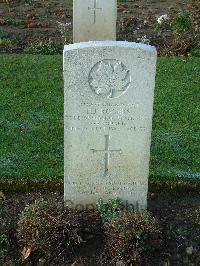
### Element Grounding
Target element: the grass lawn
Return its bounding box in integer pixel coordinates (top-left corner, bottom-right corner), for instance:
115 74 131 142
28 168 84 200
0 54 199 181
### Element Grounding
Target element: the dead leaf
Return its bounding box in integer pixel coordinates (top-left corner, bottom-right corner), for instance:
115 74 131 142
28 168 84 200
0 18 6 25
2 260 15 266
0 191 6 200
116 261 125 266
21 246 32 261
163 259 170 266
27 22 40 28
38 258 46 266
71 261 84 266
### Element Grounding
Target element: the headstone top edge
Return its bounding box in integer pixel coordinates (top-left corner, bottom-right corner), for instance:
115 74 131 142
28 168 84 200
64 41 157 54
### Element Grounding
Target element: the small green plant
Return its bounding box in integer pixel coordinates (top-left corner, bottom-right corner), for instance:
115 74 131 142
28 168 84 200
118 18 137 33
17 198 102 262
97 198 124 222
17 198 81 258
173 13 193 33
126 23 136 31
154 12 193 34
0 234 8 244
175 225 189 239
0 32 9 39
190 47 200 57
7 18 23 26
154 15 171 33
154 10 198 56
24 41 62 55
57 21 72 45
0 37 12 48
103 210 157 264
195 207 200 225
0 233 9 261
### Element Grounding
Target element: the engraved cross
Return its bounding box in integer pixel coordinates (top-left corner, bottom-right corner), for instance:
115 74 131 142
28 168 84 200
88 0 103 24
91 135 122 176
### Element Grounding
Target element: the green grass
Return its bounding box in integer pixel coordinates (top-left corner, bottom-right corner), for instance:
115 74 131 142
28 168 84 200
0 55 199 180
0 54 63 178
151 57 200 180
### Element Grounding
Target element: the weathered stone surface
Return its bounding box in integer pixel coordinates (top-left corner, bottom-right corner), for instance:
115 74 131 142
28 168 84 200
73 0 117 43
64 41 157 209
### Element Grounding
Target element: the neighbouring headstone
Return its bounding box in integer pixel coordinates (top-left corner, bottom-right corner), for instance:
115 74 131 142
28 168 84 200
64 41 157 209
73 0 117 43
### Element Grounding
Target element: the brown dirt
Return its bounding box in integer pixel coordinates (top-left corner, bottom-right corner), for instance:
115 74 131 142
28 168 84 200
0 189 200 265
0 0 193 53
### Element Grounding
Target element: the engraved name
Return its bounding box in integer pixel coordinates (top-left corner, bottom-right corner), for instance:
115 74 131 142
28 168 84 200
65 102 149 132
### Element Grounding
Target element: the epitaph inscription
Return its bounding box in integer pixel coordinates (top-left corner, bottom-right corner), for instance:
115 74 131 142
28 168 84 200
89 59 131 98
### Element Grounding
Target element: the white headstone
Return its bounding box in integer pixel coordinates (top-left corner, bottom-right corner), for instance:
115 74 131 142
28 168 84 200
64 41 157 209
73 0 117 43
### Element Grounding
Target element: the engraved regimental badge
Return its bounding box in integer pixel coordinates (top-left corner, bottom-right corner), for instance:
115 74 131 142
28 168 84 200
89 59 131 99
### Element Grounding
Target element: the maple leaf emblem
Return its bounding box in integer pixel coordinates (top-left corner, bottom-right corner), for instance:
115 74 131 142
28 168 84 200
89 59 131 98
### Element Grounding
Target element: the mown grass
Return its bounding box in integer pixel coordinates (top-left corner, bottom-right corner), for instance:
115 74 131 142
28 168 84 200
0 54 199 181
151 57 200 180
0 54 63 178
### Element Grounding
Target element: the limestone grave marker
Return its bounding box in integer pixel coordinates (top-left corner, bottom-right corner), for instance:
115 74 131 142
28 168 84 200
64 41 157 209
73 0 117 43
